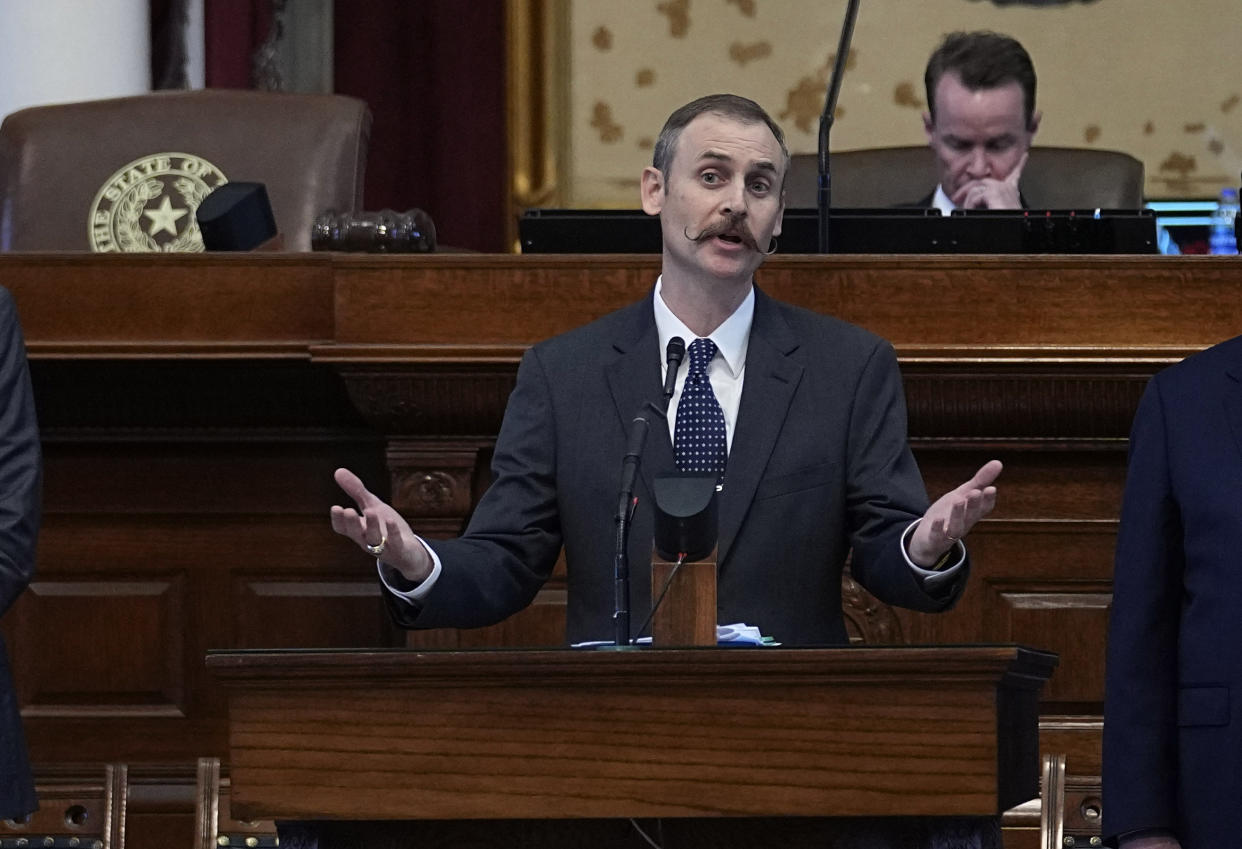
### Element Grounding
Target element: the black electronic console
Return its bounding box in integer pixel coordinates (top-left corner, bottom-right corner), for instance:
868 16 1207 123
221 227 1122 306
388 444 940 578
519 207 1159 255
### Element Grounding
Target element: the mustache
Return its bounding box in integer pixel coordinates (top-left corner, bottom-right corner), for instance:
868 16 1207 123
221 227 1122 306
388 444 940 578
683 213 760 251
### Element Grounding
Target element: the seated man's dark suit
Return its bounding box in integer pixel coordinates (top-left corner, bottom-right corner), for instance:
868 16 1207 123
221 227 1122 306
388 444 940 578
0 286 41 820
904 191 940 209
1103 335 1242 848
388 286 963 645
902 189 1029 209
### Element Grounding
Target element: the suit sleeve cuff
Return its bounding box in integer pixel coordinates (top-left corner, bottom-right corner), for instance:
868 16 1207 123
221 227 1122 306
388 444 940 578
376 536 442 601
901 519 966 594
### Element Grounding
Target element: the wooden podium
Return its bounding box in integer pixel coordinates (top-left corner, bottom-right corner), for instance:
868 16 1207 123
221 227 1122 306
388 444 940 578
207 645 1055 848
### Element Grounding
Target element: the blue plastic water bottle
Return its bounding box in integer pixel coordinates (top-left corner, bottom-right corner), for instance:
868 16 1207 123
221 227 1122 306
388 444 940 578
1209 187 1239 254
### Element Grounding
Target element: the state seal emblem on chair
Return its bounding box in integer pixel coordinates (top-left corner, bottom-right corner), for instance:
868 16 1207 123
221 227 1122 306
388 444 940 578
88 152 228 252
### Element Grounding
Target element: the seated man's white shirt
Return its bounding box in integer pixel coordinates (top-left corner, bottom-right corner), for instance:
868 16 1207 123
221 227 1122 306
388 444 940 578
933 184 956 216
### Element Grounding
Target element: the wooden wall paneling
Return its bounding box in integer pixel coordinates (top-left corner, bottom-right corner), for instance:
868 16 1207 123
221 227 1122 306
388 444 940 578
126 764 199 849
231 570 392 651
758 255 1242 350
326 254 660 352
405 584 569 649
12 569 187 717
14 481 392 764
9 352 390 769
5 253 334 357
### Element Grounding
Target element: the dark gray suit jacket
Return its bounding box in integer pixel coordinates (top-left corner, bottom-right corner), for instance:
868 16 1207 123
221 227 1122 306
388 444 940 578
0 286 40 819
391 286 963 645
1104 335 1242 849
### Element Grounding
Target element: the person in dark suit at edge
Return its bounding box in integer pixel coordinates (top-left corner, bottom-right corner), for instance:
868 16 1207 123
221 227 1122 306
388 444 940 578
330 93 1003 647
1102 336 1242 849
916 31 1040 213
0 286 41 823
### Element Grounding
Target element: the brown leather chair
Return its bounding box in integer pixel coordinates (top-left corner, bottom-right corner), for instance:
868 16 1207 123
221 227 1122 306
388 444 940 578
0 90 371 252
786 145 1145 210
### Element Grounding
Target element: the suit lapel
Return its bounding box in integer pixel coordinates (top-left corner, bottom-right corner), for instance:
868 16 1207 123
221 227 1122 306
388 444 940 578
604 294 676 495
717 290 803 566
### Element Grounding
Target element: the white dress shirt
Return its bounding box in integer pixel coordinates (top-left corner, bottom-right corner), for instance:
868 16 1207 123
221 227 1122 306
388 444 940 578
932 184 956 216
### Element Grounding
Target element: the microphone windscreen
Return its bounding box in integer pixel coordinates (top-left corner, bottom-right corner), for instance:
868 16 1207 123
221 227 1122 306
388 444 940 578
667 336 686 361
196 182 278 251
653 474 718 562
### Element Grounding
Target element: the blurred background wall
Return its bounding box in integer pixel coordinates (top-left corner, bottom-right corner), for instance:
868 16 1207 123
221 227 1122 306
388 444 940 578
565 0 1241 205
0 0 1237 248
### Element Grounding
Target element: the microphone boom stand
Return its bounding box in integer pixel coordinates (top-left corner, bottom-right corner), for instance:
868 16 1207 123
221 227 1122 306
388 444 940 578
613 415 649 646
818 0 862 254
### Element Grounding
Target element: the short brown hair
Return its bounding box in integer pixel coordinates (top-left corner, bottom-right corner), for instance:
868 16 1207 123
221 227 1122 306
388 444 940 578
925 31 1037 128
652 93 790 184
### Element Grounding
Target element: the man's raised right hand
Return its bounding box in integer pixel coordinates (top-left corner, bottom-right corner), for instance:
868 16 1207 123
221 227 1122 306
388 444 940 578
330 467 433 583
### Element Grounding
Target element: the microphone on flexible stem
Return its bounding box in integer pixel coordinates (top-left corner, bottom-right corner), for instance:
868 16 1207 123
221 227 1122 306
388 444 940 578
817 0 862 254
614 414 650 647
610 335 686 646
662 336 686 409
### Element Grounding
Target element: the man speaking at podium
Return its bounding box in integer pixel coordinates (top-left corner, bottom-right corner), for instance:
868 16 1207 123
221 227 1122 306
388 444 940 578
332 94 1002 645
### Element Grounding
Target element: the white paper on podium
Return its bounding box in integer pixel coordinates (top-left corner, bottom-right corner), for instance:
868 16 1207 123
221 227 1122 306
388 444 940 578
572 623 777 648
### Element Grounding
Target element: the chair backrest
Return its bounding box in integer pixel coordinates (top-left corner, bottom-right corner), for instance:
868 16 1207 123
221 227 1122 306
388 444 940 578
786 146 1145 210
1 763 127 849
195 758 277 849
0 90 371 252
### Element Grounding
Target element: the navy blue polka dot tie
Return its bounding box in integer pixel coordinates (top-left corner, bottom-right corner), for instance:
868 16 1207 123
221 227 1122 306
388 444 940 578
674 337 727 478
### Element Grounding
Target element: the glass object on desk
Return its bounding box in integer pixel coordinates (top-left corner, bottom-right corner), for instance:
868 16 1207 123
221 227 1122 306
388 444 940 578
1208 187 1238 255
311 208 437 252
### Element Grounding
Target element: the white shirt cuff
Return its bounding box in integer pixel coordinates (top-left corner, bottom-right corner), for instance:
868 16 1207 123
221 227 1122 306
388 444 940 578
901 519 966 591
376 536 442 601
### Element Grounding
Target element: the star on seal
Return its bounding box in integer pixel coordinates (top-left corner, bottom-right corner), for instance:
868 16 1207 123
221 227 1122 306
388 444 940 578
143 195 189 237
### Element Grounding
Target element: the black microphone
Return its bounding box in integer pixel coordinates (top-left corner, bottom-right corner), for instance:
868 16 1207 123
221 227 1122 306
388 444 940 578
817 0 861 254
613 414 650 647
197 182 278 251
662 336 686 408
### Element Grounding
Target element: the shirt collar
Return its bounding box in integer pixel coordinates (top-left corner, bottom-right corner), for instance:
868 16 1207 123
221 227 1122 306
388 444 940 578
932 184 956 216
653 275 753 379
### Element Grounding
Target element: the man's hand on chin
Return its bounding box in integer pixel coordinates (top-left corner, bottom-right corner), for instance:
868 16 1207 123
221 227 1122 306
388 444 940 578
951 152 1028 210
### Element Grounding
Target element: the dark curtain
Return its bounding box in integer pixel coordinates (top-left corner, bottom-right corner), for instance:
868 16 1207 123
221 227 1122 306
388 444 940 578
334 2 508 252
150 0 191 88
203 0 277 88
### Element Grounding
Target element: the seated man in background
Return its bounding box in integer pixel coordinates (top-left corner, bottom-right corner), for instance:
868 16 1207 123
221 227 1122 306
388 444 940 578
332 93 1002 646
918 30 1040 213
0 286 41 823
